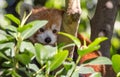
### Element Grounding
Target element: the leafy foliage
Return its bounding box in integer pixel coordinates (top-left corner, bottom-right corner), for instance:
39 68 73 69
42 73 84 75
0 13 112 77
0 0 120 77
112 54 120 73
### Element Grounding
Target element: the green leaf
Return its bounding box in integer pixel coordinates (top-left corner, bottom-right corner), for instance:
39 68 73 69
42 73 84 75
48 50 68 71
0 42 14 50
11 70 21 77
21 20 48 40
28 63 39 72
18 20 36 32
77 45 100 56
5 25 17 38
5 14 20 25
35 43 57 65
58 32 81 48
77 37 107 57
35 43 48 65
16 50 34 65
5 25 17 32
2 61 13 68
90 72 102 77
88 37 107 48
20 41 35 54
0 52 10 60
0 30 7 41
63 62 76 77
112 54 120 73
0 30 15 43
84 57 112 65
77 66 95 74
117 72 120 77
0 34 7 41
71 70 79 77
0 42 15 57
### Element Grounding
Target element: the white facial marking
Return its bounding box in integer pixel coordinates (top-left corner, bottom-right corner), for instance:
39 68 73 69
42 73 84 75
51 24 60 31
36 30 57 44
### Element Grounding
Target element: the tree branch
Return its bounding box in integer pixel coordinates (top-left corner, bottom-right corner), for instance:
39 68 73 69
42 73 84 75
57 0 82 58
90 0 119 76
90 0 119 58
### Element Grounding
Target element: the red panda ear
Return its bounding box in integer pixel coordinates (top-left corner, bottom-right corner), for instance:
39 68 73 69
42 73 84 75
20 3 33 19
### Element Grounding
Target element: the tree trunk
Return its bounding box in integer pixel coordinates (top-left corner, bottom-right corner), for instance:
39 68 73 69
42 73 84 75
90 0 119 77
90 0 119 58
57 0 82 58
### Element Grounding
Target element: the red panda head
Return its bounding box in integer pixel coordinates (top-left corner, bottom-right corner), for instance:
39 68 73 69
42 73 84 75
25 6 63 46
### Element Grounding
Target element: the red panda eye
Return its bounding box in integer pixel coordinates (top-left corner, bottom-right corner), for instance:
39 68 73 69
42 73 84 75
40 28 44 32
53 29 57 33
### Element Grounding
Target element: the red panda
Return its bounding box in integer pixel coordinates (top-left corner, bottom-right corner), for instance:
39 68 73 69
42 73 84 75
75 33 105 77
27 7 63 46
21 3 105 77
20 3 63 46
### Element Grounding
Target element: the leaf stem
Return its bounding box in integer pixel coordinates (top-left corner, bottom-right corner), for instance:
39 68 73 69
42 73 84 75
69 55 81 77
20 11 32 27
14 32 22 69
33 65 46 76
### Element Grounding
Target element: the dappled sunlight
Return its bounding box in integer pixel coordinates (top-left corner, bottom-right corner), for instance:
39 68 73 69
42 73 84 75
0 0 9 27
114 21 120 31
0 0 7 8
105 1 114 9
0 14 9 26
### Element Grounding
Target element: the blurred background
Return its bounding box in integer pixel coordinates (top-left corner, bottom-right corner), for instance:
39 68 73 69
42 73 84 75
0 0 120 57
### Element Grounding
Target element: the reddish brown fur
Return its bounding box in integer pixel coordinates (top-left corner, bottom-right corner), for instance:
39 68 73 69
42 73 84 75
28 7 104 77
28 7 63 29
76 33 105 77
27 7 63 44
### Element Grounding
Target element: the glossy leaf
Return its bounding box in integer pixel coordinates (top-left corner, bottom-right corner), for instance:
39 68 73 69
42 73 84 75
78 37 107 57
11 70 21 77
0 34 7 41
2 61 13 68
0 30 8 41
28 63 39 72
35 43 49 65
63 62 76 77
58 32 81 48
20 41 35 54
0 52 10 60
5 25 17 38
90 72 102 77
0 42 15 57
48 50 68 71
78 66 95 74
35 43 57 65
71 70 79 77
18 20 38 32
5 14 20 25
16 50 34 65
112 54 120 73
21 20 48 40
0 42 14 50
88 37 107 48
77 45 100 56
84 57 112 65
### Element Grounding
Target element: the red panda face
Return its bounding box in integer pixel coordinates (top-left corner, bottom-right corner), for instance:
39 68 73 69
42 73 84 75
36 24 60 45
27 7 63 46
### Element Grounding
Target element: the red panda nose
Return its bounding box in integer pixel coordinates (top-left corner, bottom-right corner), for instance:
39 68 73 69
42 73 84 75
45 37 51 43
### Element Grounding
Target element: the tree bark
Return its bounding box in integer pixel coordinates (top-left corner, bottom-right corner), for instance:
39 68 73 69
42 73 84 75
90 0 119 58
57 0 82 58
90 0 119 77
